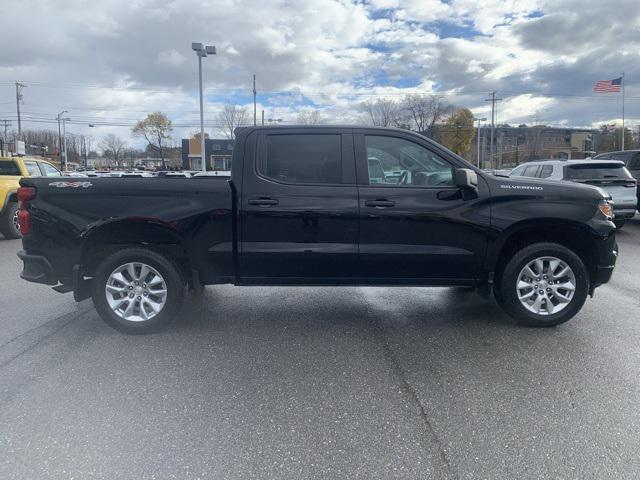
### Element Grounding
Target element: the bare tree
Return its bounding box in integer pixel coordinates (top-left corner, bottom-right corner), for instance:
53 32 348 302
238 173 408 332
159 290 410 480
132 112 173 168
99 133 127 167
402 94 451 136
361 99 402 127
296 110 324 125
216 104 248 139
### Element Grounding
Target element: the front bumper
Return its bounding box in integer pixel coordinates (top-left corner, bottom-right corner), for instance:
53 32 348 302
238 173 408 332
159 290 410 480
17 250 57 285
591 235 618 291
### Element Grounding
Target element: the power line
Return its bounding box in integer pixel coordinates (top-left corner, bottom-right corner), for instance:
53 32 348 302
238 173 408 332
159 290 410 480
3 79 640 100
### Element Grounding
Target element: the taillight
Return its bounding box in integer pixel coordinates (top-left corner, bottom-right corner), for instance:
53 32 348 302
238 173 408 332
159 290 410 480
17 187 36 235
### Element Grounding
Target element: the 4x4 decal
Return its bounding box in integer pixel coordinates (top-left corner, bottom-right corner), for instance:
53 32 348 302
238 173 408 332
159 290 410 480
48 181 93 188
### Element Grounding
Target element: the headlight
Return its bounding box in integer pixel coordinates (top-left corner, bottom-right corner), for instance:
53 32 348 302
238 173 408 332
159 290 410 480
598 200 613 219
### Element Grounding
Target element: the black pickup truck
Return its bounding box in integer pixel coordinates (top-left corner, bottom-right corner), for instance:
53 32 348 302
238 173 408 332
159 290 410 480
17 126 617 333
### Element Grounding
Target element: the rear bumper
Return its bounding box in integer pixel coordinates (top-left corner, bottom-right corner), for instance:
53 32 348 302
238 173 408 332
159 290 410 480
17 250 57 285
613 207 637 219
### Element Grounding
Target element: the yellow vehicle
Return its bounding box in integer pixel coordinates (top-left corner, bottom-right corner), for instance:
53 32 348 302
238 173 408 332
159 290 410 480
0 156 62 239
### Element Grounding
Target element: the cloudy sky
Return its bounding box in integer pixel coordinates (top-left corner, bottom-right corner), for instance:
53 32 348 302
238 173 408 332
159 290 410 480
1 0 639 146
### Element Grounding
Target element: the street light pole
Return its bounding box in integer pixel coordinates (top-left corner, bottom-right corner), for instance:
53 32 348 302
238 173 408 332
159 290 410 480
192 42 216 173
61 117 70 171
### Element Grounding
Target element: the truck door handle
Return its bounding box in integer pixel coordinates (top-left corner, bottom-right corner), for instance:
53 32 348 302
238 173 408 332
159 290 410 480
365 199 395 208
248 197 279 207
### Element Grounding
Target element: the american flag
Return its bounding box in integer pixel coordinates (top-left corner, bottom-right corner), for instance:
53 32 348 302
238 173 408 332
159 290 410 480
593 77 622 93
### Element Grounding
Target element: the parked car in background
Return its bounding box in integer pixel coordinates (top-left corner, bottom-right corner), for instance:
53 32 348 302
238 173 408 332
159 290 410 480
367 157 387 184
592 150 640 209
0 156 62 238
511 159 637 228
121 171 154 178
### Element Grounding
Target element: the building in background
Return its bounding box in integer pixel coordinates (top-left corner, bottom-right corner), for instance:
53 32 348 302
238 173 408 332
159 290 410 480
181 137 234 171
470 126 596 168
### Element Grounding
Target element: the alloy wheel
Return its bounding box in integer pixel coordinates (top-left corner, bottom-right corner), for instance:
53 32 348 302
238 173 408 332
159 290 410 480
105 262 167 321
516 256 576 315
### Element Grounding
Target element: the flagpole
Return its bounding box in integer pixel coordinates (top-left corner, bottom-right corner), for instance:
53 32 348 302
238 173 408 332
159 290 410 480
621 72 625 151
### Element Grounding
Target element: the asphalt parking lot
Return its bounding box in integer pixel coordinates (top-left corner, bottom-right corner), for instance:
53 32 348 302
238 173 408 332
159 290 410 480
1 219 639 480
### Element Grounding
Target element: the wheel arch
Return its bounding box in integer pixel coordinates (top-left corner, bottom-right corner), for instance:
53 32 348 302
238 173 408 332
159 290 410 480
80 218 193 283
2 190 17 211
488 219 600 287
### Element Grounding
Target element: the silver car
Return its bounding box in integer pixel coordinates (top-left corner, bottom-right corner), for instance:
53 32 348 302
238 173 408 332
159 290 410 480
510 159 637 228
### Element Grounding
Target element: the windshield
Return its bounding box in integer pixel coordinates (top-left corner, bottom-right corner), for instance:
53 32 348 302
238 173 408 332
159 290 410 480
0 160 21 176
566 163 632 180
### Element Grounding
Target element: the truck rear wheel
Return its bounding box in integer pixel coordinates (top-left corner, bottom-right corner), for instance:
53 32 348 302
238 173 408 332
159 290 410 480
0 203 21 239
92 247 185 334
494 242 589 327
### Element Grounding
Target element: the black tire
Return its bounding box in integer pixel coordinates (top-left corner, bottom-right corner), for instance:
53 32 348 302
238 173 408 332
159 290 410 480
92 247 185 334
614 219 626 229
494 242 589 327
0 203 21 239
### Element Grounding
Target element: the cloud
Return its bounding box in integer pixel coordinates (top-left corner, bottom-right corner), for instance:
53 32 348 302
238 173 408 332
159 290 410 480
0 0 638 145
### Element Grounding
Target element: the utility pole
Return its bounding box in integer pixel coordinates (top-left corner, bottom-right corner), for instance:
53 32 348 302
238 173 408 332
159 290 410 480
485 91 502 169
62 118 69 171
253 74 257 126
620 72 627 151
82 136 88 170
15 82 25 138
261 110 264 126
475 117 486 168
56 110 67 164
1 119 10 141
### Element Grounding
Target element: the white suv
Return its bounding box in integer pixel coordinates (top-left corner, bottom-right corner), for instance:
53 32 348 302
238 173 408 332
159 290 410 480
510 159 637 228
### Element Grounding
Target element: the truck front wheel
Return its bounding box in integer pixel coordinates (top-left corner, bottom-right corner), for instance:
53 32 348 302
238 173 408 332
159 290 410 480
92 247 185 334
495 242 589 327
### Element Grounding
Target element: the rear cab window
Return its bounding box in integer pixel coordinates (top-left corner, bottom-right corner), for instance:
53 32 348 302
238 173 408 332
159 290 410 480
259 134 342 184
39 162 62 177
0 160 22 176
23 160 43 176
565 163 633 180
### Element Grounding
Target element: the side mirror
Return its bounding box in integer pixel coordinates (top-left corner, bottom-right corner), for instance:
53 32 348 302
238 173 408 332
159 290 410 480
454 168 478 190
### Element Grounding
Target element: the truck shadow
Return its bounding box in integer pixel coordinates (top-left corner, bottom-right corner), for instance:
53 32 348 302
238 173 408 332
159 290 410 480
165 285 516 336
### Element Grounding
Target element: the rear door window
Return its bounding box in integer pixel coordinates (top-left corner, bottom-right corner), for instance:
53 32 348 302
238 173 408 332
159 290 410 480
23 160 42 176
566 163 633 180
260 134 342 184
0 160 21 176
